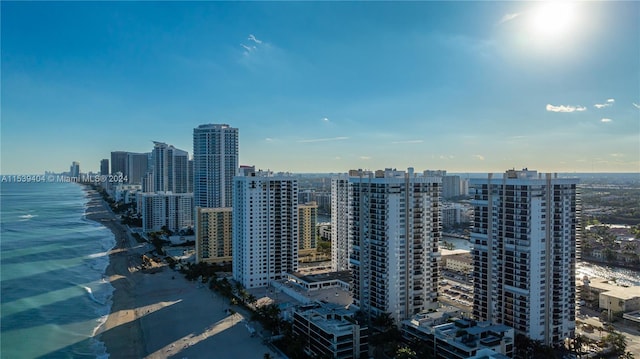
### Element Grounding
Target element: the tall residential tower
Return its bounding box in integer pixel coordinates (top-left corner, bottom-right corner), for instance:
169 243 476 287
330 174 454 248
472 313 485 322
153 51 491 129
193 124 238 264
193 124 239 208
334 168 441 324
470 169 579 345
232 170 299 288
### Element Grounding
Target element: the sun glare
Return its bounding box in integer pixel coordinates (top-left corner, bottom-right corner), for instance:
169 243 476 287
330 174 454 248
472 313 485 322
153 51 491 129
529 2 577 40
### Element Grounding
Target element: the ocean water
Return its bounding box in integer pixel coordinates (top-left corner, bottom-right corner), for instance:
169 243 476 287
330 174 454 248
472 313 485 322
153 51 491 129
1 182 115 358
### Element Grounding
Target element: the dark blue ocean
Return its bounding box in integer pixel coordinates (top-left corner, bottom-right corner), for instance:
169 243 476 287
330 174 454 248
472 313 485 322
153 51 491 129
1 182 115 358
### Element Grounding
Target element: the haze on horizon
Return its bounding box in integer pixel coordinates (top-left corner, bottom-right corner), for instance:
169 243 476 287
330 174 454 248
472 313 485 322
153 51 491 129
2 1 639 175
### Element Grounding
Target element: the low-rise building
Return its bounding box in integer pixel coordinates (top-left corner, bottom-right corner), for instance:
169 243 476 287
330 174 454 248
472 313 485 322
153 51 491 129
292 303 368 359
114 184 142 204
401 316 514 359
441 249 473 274
582 277 640 316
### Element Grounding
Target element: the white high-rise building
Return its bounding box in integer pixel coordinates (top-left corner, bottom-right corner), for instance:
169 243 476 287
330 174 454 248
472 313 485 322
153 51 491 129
335 168 441 324
193 124 238 208
470 169 579 345
140 192 194 233
152 141 189 194
232 170 299 288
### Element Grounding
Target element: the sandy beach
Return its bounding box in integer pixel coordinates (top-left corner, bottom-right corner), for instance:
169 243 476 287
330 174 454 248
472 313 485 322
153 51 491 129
85 187 278 359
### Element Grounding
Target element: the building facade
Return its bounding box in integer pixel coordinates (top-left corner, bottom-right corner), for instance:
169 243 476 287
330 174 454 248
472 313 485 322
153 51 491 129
151 142 189 194
110 151 128 176
232 171 299 288
127 152 150 185
292 304 369 359
195 207 233 264
70 161 80 178
192 124 238 208
470 169 579 345
140 192 194 233
337 168 441 324
100 159 109 176
331 176 351 272
401 316 514 359
298 202 318 253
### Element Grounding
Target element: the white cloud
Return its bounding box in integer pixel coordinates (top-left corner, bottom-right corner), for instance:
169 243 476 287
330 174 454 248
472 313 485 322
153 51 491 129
633 103 640 109
265 137 273 142
390 140 424 144
546 104 587 112
600 118 613 123
610 153 624 157
473 154 485 161
594 98 615 109
335 156 341 160
248 34 262 44
499 13 521 24
359 156 371 160
322 117 330 122
297 136 349 143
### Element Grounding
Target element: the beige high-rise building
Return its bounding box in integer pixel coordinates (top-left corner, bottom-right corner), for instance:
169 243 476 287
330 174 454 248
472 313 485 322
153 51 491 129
298 202 318 254
195 207 233 264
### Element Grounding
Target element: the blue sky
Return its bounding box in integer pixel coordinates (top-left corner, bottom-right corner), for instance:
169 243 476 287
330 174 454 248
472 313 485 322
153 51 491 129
2 1 639 174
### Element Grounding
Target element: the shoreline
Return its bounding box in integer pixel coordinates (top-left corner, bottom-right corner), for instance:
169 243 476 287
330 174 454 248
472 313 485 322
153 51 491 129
82 185 278 358
83 186 145 358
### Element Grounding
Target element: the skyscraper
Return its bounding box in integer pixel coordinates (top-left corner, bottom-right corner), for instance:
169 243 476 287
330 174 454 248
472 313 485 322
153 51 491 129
232 170 299 288
70 161 80 178
470 169 579 345
110 151 128 176
335 168 441 324
100 159 109 176
127 152 150 185
193 124 239 208
152 141 189 194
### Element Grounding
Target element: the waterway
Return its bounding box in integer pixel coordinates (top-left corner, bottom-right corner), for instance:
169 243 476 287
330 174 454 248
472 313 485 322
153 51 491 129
440 236 640 286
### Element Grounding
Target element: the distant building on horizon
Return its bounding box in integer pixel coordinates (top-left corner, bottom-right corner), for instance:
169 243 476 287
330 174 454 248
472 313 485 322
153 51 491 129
232 170 299 288
152 141 189 194
333 168 441 324
470 168 579 345
110 151 128 177
69 161 80 178
100 159 109 176
127 152 150 185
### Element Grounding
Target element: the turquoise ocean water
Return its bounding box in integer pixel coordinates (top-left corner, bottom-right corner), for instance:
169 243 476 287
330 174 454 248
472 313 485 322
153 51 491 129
1 182 115 358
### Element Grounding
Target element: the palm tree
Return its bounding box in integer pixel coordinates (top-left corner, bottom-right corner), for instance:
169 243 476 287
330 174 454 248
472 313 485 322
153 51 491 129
574 334 585 359
396 346 416 359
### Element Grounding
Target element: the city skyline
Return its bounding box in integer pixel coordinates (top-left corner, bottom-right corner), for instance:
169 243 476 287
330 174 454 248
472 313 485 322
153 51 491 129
2 1 639 174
